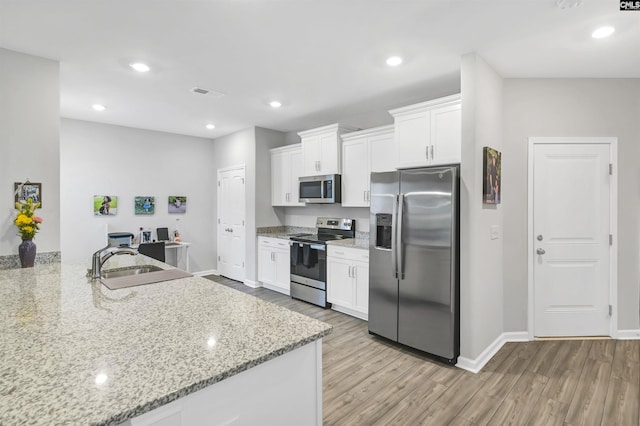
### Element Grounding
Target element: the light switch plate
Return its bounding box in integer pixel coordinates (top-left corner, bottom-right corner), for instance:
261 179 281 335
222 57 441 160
490 225 500 240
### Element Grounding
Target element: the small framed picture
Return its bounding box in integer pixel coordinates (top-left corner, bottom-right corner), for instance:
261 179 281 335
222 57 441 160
168 196 187 213
15 182 42 206
135 196 155 215
483 147 502 204
94 195 118 216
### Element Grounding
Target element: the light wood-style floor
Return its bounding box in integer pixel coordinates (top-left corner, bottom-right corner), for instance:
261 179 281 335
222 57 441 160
204 275 640 425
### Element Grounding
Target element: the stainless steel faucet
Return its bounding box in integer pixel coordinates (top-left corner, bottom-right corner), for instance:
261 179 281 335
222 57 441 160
90 245 138 279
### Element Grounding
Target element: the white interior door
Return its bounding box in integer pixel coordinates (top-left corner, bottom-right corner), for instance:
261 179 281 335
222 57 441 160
531 141 612 337
218 166 245 282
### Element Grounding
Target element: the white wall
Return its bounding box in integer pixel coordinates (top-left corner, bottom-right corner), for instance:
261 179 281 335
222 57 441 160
502 79 640 332
255 127 287 228
0 48 60 256
280 205 370 233
459 53 504 360
60 119 216 272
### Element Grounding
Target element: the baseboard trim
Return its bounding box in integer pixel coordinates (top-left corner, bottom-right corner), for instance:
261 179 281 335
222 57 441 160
262 282 289 296
193 269 218 277
456 331 529 374
617 329 640 340
331 304 368 321
244 279 260 288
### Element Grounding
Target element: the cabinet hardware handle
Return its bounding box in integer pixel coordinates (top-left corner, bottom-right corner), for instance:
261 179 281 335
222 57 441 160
335 251 344 255
536 248 546 255
352 267 356 278
364 190 367 201
430 145 434 160
348 266 352 278
426 146 429 159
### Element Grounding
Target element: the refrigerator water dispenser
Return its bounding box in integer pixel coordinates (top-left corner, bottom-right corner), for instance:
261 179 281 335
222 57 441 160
375 213 393 249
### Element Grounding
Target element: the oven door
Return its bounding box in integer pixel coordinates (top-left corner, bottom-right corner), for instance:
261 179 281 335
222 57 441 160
290 241 326 289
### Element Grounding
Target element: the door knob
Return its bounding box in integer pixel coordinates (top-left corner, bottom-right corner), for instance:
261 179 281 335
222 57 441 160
537 235 543 241
536 248 546 255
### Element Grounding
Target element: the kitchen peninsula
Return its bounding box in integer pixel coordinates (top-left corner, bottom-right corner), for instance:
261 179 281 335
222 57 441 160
0 256 331 425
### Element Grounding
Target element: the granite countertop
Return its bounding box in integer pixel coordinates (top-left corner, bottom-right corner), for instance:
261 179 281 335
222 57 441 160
326 238 369 250
0 256 332 425
257 226 369 250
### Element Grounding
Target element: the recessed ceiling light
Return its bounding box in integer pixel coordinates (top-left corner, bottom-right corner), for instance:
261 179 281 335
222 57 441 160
269 101 282 108
206 124 215 130
386 56 403 67
92 104 106 112
592 26 615 39
129 62 150 72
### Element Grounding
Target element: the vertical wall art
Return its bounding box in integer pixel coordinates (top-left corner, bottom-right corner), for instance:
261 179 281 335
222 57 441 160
94 195 118 215
14 182 42 206
483 147 501 204
168 196 187 213
135 196 155 215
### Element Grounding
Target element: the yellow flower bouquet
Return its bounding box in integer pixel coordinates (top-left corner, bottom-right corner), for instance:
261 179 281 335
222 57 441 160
14 198 42 240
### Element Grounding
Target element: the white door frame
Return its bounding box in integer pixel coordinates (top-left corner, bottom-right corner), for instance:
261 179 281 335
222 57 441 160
217 164 246 280
527 137 618 340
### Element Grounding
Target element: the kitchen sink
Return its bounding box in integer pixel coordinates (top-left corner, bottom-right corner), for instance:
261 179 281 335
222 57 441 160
101 265 164 279
100 266 193 290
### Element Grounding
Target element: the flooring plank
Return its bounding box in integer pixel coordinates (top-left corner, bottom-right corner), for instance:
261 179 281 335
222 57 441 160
203 275 631 426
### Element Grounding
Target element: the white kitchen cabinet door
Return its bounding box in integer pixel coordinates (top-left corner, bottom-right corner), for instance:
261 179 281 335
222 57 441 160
259 244 277 285
302 134 322 176
271 150 287 206
394 109 431 169
271 145 304 207
353 260 369 315
273 242 291 293
327 246 369 320
299 124 359 176
390 95 461 169
430 103 461 166
341 139 369 207
369 131 395 173
341 125 394 207
327 256 354 307
288 149 304 206
258 237 291 295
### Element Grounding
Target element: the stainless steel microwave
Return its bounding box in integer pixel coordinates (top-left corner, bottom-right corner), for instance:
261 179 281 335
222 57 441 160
299 174 341 204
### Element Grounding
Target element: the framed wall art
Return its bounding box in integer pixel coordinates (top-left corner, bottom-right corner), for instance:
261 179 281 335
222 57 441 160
483 147 501 204
94 195 118 216
168 196 187 213
14 182 42 206
135 196 155 215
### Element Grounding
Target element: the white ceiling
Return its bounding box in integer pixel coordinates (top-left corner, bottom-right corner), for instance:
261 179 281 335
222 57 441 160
0 0 638 139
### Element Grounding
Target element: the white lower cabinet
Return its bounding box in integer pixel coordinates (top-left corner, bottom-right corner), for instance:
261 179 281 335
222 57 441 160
258 237 290 295
327 245 369 320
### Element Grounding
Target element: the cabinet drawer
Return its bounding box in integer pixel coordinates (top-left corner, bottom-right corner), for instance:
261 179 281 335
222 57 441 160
259 237 290 250
327 245 369 262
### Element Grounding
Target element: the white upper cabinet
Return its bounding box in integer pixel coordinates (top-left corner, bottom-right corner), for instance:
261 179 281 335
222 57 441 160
298 124 359 176
389 94 461 169
341 125 394 207
270 144 305 207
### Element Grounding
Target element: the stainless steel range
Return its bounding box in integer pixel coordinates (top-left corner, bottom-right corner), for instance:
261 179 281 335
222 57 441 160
289 217 356 308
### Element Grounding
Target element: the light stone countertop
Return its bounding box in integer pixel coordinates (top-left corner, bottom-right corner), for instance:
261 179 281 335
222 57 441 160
326 238 370 250
0 256 331 425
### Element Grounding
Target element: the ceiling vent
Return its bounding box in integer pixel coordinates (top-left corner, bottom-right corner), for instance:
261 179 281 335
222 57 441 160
556 0 583 9
190 87 225 98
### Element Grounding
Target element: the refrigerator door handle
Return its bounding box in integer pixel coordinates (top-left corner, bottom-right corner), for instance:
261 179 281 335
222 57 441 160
391 194 399 279
397 193 405 280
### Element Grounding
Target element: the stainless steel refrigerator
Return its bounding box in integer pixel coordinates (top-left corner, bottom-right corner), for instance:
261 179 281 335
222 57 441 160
368 165 460 364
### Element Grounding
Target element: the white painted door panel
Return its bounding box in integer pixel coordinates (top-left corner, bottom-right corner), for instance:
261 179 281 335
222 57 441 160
218 167 245 282
533 143 610 336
